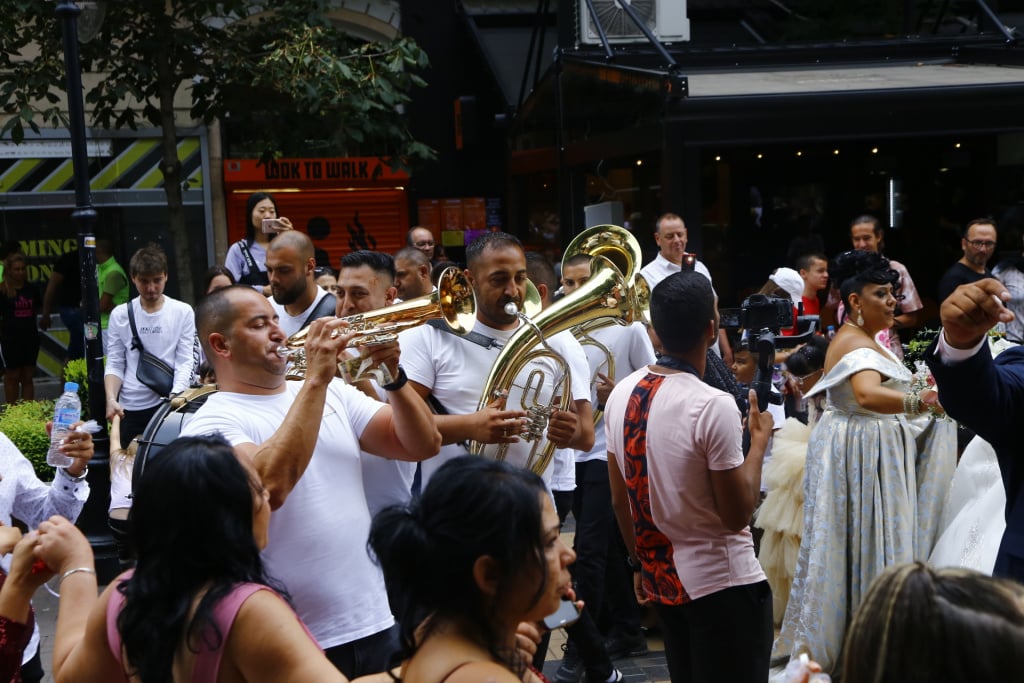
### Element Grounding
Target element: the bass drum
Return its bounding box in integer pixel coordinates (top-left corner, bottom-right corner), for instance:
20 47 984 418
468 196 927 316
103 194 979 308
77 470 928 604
131 385 217 495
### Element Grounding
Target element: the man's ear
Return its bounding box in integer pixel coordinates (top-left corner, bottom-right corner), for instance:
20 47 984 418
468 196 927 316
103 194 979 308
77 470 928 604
419 263 431 280
385 286 398 306
208 332 229 357
464 267 475 287
472 555 502 598
536 282 549 303
706 318 718 348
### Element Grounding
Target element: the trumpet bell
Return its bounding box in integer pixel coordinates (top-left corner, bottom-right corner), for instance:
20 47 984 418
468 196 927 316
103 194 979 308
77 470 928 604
282 266 477 381
437 267 476 334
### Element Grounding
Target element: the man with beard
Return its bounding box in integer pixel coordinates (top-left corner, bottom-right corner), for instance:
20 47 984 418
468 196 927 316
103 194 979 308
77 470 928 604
399 231 594 486
937 218 999 302
264 231 336 336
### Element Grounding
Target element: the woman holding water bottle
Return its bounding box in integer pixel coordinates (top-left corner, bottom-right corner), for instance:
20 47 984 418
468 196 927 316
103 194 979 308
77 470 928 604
0 413 92 682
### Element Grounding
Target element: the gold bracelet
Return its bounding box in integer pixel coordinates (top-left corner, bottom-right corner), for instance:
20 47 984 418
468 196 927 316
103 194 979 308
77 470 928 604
58 567 96 586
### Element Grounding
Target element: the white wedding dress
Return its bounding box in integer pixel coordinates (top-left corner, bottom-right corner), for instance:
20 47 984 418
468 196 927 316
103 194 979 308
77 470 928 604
927 336 1015 574
927 435 1006 573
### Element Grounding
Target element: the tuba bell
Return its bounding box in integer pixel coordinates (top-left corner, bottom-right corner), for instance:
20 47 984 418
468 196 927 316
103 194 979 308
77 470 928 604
561 224 651 424
468 252 639 476
281 266 476 381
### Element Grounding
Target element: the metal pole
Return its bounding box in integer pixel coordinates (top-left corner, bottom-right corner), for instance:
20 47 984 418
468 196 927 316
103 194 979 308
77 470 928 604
55 0 117 583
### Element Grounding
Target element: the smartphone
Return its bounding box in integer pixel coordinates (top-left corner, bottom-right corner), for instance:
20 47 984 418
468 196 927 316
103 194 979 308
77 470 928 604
261 218 286 233
543 600 581 630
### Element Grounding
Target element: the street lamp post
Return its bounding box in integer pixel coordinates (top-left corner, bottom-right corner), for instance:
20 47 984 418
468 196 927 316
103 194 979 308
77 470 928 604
55 0 118 582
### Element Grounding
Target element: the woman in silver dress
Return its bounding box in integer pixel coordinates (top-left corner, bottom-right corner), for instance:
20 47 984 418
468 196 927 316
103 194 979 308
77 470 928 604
771 250 956 674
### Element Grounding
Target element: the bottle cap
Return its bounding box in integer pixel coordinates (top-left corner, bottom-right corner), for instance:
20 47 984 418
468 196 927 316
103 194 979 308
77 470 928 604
64 382 79 392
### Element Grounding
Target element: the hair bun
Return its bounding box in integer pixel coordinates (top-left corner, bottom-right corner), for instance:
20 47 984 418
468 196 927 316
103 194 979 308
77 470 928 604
829 250 887 286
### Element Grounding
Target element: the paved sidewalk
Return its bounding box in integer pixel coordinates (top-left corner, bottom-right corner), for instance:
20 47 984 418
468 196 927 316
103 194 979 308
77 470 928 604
541 626 671 683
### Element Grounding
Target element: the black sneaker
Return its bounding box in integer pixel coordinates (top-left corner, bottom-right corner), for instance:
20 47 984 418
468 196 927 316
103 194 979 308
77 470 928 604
553 643 584 683
585 668 623 683
603 631 649 660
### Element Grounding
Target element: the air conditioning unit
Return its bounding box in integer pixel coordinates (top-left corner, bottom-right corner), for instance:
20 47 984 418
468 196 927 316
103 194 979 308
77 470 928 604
579 0 690 45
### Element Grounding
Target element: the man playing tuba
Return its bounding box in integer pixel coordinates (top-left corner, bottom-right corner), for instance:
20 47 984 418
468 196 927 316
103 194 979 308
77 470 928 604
399 232 594 487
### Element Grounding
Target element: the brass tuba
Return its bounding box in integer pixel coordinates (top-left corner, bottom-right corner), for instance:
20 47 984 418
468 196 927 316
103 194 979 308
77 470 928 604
281 267 476 381
468 241 643 476
561 225 651 424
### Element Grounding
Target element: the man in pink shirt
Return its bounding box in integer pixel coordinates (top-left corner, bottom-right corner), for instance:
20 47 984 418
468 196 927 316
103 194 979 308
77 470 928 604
605 270 774 683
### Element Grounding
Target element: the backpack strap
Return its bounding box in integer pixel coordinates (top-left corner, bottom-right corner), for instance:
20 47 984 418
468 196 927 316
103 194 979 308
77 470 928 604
237 240 258 274
425 318 500 349
300 292 338 330
236 241 269 286
126 300 144 352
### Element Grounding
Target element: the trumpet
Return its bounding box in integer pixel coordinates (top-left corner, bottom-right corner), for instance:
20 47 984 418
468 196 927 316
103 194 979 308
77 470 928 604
280 266 476 382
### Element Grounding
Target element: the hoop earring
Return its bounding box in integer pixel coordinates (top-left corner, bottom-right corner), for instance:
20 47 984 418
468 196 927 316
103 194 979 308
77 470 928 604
856 309 865 327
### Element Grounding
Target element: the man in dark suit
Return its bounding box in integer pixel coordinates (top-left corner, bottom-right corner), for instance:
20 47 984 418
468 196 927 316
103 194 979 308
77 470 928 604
925 277 1024 581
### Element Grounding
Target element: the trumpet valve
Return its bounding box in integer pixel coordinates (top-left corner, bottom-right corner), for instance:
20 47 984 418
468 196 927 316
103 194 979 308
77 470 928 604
522 405 552 442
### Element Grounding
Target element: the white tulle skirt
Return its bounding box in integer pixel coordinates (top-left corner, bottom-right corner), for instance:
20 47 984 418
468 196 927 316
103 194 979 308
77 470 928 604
756 417 813 625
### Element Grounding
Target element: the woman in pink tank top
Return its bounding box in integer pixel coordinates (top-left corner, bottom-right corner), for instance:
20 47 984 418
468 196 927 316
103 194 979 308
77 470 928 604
31 435 356 683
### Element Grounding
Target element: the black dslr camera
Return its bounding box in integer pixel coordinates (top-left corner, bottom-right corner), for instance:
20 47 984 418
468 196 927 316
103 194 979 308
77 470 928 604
720 295 817 411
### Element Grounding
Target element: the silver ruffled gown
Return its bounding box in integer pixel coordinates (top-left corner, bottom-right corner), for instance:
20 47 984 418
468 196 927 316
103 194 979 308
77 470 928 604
771 347 957 672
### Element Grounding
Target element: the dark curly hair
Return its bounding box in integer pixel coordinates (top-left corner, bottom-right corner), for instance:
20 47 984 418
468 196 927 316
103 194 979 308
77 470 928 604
829 250 900 323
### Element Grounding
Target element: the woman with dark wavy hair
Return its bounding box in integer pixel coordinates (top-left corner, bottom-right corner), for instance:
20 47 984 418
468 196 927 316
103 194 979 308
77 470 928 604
771 250 956 675
368 456 575 683
35 435 356 683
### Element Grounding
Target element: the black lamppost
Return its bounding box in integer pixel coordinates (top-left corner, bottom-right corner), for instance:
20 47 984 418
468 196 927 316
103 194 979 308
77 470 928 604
55 0 117 582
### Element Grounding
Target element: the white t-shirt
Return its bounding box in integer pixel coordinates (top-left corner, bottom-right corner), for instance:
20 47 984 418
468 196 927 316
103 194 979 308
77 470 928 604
547 330 592 493
360 380 416 518
605 367 766 601
576 322 657 464
104 296 198 410
180 381 393 648
400 319 591 486
271 286 332 337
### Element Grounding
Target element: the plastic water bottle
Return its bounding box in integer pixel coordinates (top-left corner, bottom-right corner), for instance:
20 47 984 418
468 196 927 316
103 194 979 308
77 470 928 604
47 382 81 468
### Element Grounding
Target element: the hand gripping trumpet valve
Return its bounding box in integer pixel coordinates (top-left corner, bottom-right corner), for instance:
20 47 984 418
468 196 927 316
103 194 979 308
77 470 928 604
276 267 476 383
